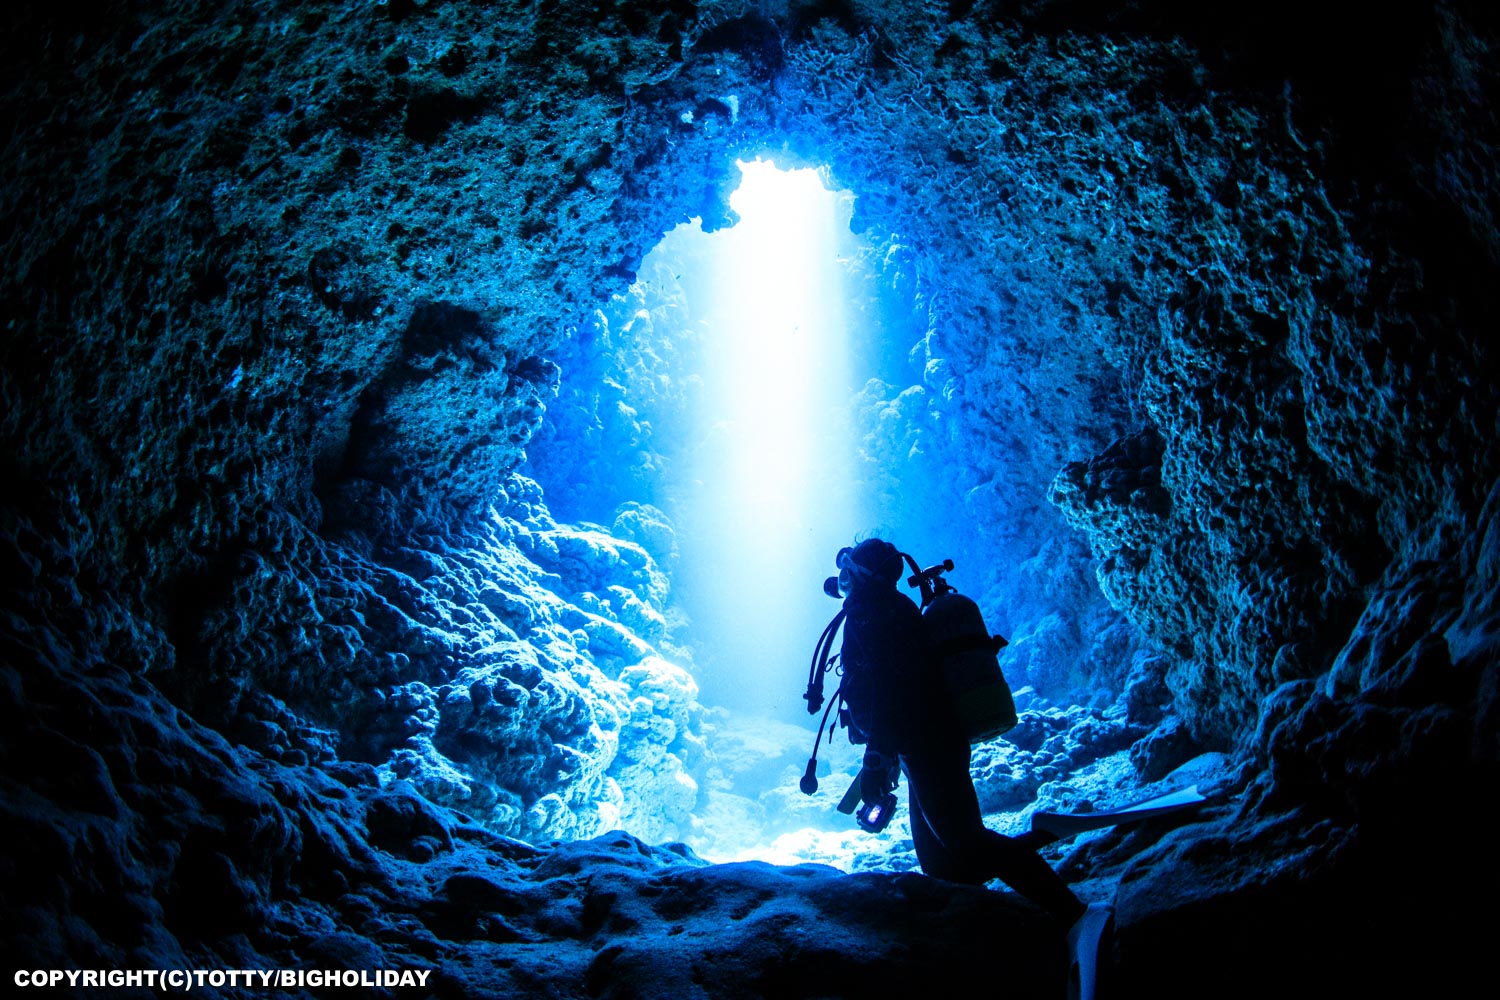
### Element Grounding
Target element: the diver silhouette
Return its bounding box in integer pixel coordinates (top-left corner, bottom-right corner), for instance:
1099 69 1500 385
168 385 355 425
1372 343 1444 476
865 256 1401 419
818 537 1114 998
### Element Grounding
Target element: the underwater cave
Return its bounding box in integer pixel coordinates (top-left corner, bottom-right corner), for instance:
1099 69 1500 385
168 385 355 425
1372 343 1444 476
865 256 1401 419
3 0 1498 996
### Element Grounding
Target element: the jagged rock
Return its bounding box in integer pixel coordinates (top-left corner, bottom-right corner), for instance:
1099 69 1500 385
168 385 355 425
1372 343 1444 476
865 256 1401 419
1122 648 1174 726
1129 716 1202 783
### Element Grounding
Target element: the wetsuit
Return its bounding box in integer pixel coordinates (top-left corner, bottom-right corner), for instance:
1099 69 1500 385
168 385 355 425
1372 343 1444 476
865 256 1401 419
842 577 1086 924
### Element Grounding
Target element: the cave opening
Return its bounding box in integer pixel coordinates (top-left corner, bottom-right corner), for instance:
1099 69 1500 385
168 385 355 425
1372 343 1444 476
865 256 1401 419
521 155 1129 866
660 158 869 721
526 158 912 862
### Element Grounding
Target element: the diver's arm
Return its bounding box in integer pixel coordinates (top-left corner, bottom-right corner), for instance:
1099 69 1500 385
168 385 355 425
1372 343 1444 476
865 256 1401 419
858 596 920 801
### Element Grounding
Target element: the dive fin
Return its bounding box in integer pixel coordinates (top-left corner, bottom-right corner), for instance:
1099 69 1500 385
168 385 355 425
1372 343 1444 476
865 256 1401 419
1031 783 1207 841
1066 902 1114 1000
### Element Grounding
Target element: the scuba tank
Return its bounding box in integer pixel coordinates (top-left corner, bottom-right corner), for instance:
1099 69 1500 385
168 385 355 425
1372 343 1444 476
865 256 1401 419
907 559 1018 744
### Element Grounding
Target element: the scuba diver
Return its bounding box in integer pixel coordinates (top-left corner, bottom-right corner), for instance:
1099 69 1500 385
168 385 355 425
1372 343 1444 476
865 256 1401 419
801 537 1114 998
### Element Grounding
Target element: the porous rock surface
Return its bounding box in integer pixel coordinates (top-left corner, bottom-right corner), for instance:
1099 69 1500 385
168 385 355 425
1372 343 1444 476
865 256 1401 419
4 0 1499 994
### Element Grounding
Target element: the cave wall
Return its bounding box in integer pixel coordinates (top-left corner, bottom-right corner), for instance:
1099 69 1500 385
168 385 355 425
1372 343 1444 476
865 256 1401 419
4 0 1499 986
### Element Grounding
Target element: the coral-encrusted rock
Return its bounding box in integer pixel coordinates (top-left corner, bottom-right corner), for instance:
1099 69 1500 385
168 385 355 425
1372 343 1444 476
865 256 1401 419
0 624 1068 994
532 526 671 626
146 470 701 846
972 705 1149 812
614 656 705 843
1129 715 1201 783
1121 648 1174 726
612 502 680 569
343 302 558 524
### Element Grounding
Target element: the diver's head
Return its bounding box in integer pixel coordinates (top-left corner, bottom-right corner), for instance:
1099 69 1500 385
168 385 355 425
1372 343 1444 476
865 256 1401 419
831 538 903 595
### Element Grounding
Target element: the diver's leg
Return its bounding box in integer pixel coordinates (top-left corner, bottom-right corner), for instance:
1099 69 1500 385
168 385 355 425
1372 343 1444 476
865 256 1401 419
902 735 1086 923
902 757 967 882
